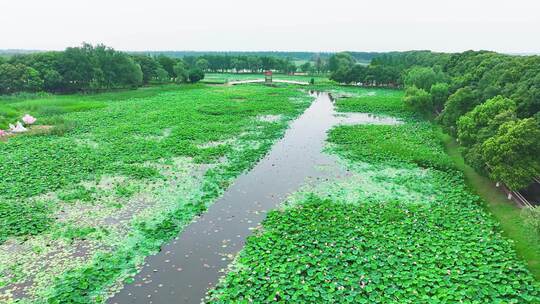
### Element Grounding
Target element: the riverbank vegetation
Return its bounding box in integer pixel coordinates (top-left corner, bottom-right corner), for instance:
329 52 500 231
208 87 540 303
328 50 540 193
2 46 539 303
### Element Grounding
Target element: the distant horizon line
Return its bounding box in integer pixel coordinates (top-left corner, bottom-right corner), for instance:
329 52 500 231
0 48 539 56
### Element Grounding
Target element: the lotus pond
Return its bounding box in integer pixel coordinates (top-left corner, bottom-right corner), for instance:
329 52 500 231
207 88 540 303
0 83 312 303
1 83 538 303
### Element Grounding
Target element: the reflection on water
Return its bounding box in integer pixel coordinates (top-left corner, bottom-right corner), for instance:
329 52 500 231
335 112 402 125
310 90 402 126
109 91 401 304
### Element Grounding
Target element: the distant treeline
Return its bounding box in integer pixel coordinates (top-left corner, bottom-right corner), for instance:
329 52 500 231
0 43 208 94
329 50 540 190
130 51 382 63
181 55 305 74
1 45 381 95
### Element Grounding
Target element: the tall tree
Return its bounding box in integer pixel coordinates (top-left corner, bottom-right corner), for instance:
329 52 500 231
457 96 517 148
56 44 95 91
430 82 449 113
300 62 312 73
403 66 446 91
173 61 188 83
438 87 478 134
196 58 209 72
482 118 540 190
157 55 177 78
133 55 159 85
328 52 355 73
0 63 43 94
188 68 204 83
404 86 433 114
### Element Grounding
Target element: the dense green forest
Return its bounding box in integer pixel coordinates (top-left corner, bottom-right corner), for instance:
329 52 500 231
329 51 540 191
0 46 386 96
0 44 212 94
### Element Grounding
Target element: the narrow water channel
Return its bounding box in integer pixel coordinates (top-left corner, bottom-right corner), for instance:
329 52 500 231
109 92 399 304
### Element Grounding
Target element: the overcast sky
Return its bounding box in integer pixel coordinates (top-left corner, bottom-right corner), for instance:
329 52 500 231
1 0 539 53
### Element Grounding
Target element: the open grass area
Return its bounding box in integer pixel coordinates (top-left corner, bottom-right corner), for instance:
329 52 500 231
0 83 312 303
208 87 540 303
201 73 330 84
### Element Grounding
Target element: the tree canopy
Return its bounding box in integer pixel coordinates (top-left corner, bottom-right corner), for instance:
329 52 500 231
366 50 540 190
482 118 540 190
403 67 446 91
0 43 209 94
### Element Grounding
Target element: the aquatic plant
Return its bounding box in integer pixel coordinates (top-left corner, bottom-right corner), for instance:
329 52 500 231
208 86 540 303
0 83 312 302
208 196 539 303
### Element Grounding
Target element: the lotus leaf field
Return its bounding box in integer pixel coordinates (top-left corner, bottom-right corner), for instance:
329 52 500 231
0 82 538 303
0 84 311 303
207 88 540 303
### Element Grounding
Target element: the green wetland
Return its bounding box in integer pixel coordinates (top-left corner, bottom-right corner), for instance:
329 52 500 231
0 81 538 303
207 87 540 303
0 83 311 302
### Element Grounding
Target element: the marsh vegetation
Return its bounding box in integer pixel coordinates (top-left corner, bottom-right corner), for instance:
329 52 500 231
0 48 539 303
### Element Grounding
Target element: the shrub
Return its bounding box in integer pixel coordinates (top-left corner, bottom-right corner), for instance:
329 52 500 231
188 68 205 83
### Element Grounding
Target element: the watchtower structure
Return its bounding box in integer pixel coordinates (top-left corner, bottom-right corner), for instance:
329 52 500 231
264 70 273 84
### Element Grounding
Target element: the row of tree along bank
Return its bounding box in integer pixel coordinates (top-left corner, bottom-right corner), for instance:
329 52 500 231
181 55 298 74
0 43 208 94
131 51 383 73
328 50 540 192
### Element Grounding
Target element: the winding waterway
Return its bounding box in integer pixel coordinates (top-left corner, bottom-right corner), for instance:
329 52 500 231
109 92 400 304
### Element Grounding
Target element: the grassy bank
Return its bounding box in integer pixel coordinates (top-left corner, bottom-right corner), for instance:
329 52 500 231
443 135 540 279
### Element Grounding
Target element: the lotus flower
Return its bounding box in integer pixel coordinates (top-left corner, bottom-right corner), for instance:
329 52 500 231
0 129 6 137
22 114 36 125
9 122 27 133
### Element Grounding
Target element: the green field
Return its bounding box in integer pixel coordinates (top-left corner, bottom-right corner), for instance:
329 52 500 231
201 73 329 84
0 83 312 302
208 87 540 303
